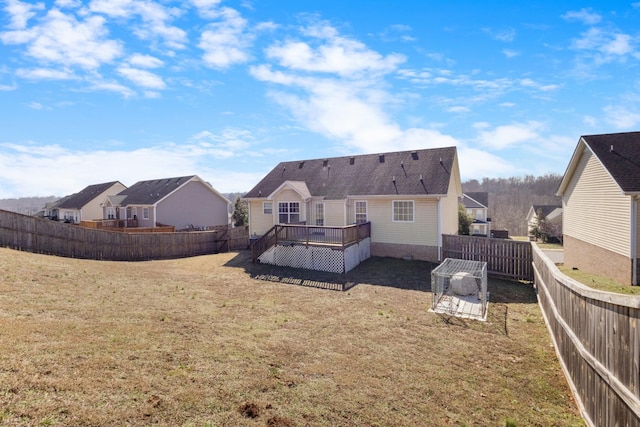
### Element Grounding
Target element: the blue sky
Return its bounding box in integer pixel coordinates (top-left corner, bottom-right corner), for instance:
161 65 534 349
1 0 639 198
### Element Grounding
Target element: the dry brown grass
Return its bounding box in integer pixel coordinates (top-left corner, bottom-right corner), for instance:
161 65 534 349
0 247 584 426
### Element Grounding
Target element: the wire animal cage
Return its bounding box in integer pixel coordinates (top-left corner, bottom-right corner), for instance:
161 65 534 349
431 258 488 320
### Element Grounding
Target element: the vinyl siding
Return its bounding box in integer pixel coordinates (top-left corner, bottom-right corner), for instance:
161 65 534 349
563 149 631 257
323 200 346 226
272 189 306 223
442 171 461 235
636 198 640 261
248 200 274 236
367 197 438 246
157 180 229 230
81 182 127 222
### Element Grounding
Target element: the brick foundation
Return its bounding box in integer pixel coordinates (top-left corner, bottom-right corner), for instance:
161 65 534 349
370 242 439 263
563 235 633 285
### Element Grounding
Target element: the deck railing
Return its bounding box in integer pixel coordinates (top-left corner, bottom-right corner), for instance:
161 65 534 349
251 222 371 262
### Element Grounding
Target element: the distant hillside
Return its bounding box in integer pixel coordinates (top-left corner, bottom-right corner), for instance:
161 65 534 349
463 174 562 237
0 196 59 216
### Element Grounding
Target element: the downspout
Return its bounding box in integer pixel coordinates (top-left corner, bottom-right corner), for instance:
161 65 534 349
437 197 442 262
632 195 638 286
247 201 251 235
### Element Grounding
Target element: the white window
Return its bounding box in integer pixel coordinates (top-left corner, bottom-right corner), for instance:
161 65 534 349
142 207 149 220
315 203 324 226
355 201 367 223
278 202 300 224
263 202 273 214
393 200 414 222
106 207 115 219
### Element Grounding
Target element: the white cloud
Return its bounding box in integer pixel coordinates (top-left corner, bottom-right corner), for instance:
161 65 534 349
604 105 640 129
265 22 405 78
0 82 18 91
190 0 223 19
1 9 122 71
55 0 81 8
117 66 165 89
128 53 164 68
583 115 598 127
475 121 544 150
562 8 602 25
484 28 516 42
16 67 75 80
198 7 251 69
4 0 45 29
519 78 560 92
191 128 254 151
0 141 265 198
86 80 135 97
571 28 635 64
502 49 519 58
89 0 187 50
457 146 516 180
447 106 469 113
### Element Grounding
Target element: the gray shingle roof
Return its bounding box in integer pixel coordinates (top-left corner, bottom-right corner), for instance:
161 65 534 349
56 181 123 209
244 147 457 200
582 131 640 193
116 176 196 205
463 192 488 208
531 205 561 217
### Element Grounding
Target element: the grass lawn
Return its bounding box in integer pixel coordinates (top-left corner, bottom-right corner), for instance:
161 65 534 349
558 265 640 296
0 247 584 426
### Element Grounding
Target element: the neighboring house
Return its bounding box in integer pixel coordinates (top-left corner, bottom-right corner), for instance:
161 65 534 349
526 204 562 239
243 147 462 263
462 192 491 236
557 131 640 285
49 181 127 224
102 175 230 230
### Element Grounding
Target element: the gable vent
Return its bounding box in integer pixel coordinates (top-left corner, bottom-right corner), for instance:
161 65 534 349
379 154 385 163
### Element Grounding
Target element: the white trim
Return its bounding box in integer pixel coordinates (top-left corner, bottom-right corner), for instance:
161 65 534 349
268 180 312 201
277 201 301 224
632 196 638 285
315 202 325 226
354 200 368 223
392 200 415 223
437 198 442 261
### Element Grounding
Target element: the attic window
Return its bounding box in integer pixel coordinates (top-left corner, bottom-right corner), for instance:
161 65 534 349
349 157 355 165
411 151 418 160
379 154 385 163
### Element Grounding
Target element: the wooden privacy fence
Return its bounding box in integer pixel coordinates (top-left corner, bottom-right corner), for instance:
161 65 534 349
533 243 640 427
442 234 533 281
0 209 249 261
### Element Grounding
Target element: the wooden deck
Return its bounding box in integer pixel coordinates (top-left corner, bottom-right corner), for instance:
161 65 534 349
251 222 371 262
431 293 489 321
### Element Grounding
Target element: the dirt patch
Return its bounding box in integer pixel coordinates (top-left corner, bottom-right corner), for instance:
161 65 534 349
239 402 261 418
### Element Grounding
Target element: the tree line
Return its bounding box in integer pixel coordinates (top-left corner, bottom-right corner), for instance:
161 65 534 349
463 173 562 237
